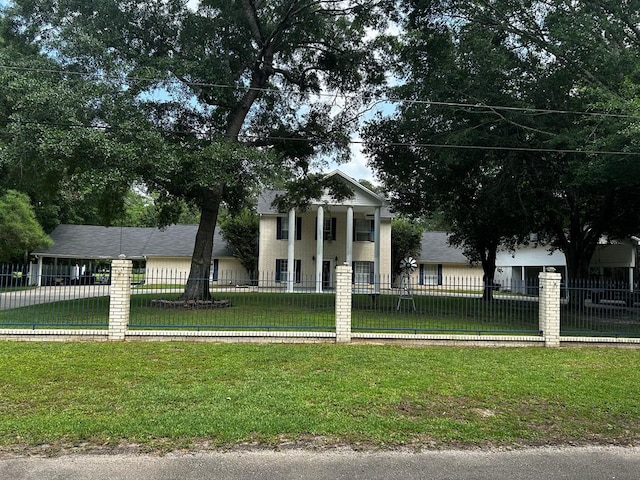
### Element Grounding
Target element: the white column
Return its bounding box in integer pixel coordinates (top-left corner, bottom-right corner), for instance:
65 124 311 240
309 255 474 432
316 206 324 293
346 206 353 266
374 207 381 294
287 208 296 293
37 256 43 287
109 257 132 341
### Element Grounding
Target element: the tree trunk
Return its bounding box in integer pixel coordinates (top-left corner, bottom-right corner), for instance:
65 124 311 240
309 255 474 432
480 243 498 302
564 231 599 308
180 43 272 300
180 186 223 301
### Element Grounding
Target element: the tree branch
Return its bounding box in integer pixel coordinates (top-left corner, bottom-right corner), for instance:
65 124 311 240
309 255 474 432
240 0 264 45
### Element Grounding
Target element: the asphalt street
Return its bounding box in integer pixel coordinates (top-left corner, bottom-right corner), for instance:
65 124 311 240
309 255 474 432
1 446 639 480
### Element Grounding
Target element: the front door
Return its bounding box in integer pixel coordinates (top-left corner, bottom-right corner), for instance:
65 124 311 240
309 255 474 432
322 260 331 288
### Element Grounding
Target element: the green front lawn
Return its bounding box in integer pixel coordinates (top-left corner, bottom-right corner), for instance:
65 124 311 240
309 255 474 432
0 343 638 452
0 297 109 328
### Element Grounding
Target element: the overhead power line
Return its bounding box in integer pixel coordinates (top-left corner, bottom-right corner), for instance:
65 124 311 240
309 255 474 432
4 118 638 157
1 63 640 121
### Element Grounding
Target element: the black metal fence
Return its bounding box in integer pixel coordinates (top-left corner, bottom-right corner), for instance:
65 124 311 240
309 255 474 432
2 262 640 339
561 280 640 337
0 264 108 328
352 276 541 335
128 272 335 331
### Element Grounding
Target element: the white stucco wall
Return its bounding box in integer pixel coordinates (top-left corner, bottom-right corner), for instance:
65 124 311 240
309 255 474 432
496 243 635 270
145 257 192 284
408 263 483 288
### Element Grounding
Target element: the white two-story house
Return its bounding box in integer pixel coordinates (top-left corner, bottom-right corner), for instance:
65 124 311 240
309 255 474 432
257 170 393 292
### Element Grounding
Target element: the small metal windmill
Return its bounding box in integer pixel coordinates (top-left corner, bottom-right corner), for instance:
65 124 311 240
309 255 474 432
397 257 417 311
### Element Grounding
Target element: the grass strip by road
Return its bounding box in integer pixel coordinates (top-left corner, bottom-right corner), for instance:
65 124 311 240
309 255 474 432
0 343 638 453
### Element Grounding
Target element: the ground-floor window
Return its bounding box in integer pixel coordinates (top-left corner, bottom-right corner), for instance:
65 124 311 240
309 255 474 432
419 264 442 285
211 259 219 281
353 261 374 284
275 259 301 283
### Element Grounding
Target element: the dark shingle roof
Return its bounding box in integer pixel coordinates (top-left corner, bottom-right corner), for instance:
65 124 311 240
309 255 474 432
418 231 469 264
32 224 232 260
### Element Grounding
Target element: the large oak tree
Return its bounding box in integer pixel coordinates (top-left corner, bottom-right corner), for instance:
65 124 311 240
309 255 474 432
6 0 388 300
364 2 536 298
364 0 640 292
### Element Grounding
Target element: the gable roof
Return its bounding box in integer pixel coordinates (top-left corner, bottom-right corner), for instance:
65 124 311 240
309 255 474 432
32 224 232 260
258 170 393 217
418 231 470 264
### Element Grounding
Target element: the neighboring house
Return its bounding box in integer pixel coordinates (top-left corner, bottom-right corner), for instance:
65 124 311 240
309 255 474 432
31 224 244 285
495 238 639 292
410 231 483 287
257 170 393 292
410 232 638 293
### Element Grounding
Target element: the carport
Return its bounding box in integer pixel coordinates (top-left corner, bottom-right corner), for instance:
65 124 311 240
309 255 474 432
31 225 149 286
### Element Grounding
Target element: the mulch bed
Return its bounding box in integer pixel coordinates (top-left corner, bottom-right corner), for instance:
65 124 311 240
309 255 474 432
150 299 232 309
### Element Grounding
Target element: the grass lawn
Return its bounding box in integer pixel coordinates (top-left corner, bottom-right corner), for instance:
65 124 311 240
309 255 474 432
0 297 109 329
0 343 638 454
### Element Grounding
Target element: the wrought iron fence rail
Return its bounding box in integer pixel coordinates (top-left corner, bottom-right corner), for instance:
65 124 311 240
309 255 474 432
1 264 109 328
128 272 335 331
560 280 640 337
2 264 639 339
351 276 541 335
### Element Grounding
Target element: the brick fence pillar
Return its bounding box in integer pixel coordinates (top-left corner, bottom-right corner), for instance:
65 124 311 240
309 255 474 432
109 257 132 341
539 270 561 347
335 264 353 343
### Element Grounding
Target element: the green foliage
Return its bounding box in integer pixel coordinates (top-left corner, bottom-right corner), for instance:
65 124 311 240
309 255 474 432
365 0 640 283
0 190 51 262
271 173 355 213
0 17 138 230
391 218 423 276
365 5 535 291
4 1 390 298
219 209 260 277
357 179 382 194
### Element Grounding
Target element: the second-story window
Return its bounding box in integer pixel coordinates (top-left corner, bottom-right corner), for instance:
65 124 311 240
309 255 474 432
317 217 337 241
276 216 302 240
354 219 374 242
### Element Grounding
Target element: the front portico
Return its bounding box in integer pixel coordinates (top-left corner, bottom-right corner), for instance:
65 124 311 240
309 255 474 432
257 171 393 292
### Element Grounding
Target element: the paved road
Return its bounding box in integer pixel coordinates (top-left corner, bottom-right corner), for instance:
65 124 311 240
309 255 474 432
1 447 639 479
